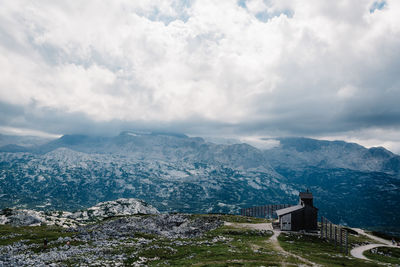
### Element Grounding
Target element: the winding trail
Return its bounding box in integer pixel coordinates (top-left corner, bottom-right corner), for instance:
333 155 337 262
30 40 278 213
350 228 396 260
269 229 320 267
225 222 319 266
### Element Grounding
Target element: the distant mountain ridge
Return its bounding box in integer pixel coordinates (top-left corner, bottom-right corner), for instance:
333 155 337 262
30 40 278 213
0 132 399 235
264 137 400 175
1 131 276 172
0 134 54 148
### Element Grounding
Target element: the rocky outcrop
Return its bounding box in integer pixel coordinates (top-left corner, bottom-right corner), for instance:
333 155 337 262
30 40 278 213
0 214 223 266
0 209 78 227
0 198 159 227
81 214 222 239
67 198 159 222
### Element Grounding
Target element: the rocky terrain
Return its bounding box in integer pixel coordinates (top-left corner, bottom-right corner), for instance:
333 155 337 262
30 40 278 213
0 198 224 266
0 213 223 266
0 132 399 234
0 198 159 228
1 211 398 266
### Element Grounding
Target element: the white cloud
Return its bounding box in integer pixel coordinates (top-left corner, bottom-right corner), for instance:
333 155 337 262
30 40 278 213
0 0 399 150
240 136 280 150
318 127 400 154
245 0 269 15
337 85 358 98
0 126 61 139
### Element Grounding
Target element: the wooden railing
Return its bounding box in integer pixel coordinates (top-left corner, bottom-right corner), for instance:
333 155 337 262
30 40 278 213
240 204 292 218
320 216 349 254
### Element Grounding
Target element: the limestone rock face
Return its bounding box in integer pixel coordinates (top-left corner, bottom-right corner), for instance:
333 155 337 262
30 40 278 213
68 198 160 222
0 198 159 227
0 209 43 226
80 213 222 239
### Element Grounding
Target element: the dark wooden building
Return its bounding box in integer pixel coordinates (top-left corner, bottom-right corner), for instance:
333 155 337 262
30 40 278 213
275 190 318 231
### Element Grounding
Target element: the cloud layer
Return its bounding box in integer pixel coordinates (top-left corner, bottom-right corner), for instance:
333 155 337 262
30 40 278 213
1 0 400 151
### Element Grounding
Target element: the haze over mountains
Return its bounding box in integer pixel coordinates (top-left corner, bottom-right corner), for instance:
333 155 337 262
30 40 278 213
0 131 399 235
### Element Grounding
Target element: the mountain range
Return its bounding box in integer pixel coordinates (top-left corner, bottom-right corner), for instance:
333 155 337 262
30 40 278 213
0 131 399 235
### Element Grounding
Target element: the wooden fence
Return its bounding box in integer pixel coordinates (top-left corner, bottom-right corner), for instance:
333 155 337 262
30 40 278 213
320 216 349 255
240 204 292 218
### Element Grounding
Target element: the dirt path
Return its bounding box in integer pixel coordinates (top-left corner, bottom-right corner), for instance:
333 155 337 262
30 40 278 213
269 229 320 267
350 244 388 260
224 222 319 266
351 228 391 245
350 228 396 261
223 221 273 230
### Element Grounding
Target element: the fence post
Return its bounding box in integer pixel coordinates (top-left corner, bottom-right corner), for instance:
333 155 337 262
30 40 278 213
330 223 333 242
325 218 328 239
334 226 337 248
320 216 324 238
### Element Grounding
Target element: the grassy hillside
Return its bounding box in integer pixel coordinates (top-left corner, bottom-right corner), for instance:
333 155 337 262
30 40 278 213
364 247 400 265
0 214 397 266
278 233 381 267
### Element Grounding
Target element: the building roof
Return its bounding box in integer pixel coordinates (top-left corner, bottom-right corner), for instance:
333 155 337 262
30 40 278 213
275 205 304 216
299 192 313 199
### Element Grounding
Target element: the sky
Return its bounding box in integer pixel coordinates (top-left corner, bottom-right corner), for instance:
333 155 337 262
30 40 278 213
1 0 400 152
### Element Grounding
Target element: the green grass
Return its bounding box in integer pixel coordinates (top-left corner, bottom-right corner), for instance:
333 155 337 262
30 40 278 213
3 214 396 266
30 239 87 253
0 224 76 246
191 214 271 224
123 225 302 266
278 232 381 267
364 247 400 265
369 231 400 242
347 233 381 247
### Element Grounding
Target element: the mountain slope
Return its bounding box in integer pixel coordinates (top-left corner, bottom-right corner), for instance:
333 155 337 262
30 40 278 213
264 137 400 175
263 137 400 233
0 133 399 234
0 142 293 213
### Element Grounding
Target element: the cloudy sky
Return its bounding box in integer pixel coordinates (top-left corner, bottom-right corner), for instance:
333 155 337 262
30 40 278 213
1 0 400 152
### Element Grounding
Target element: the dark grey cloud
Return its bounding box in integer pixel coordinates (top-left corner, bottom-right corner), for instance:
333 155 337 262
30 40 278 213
0 1 400 152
